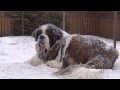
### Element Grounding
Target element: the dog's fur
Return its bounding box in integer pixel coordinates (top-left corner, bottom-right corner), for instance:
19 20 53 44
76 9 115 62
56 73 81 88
43 34 119 69
25 24 119 79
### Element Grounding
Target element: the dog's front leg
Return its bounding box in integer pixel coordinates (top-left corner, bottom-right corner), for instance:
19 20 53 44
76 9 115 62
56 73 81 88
24 54 44 66
46 60 63 69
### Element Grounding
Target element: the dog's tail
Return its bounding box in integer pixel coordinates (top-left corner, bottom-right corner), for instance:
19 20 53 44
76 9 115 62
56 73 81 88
54 65 102 79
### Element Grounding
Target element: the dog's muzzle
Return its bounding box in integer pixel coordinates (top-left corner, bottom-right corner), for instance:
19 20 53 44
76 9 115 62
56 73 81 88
38 35 47 53
38 35 45 45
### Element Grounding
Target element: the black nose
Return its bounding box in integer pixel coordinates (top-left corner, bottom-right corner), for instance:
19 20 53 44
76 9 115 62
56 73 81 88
40 35 44 39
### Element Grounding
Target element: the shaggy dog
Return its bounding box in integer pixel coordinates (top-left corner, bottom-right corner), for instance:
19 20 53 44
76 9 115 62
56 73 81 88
39 34 119 69
25 24 119 79
25 23 70 66
35 34 119 79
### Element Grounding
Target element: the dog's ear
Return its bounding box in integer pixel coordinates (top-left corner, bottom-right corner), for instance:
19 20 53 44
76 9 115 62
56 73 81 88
31 29 37 41
47 24 63 47
32 29 36 38
48 24 63 39
32 29 42 41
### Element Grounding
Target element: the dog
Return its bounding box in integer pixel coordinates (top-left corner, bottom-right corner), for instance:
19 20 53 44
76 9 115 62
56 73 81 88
35 34 119 79
25 23 70 66
40 34 119 69
25 24 119 79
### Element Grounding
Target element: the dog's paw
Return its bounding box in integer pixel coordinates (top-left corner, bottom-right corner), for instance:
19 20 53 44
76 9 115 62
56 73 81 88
46 60 62 69
24 58 43 66
24 54 44 66
30 59 44 66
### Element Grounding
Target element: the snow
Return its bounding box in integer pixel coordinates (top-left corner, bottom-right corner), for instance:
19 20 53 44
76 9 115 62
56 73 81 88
0 35 120 79
0 37 18 44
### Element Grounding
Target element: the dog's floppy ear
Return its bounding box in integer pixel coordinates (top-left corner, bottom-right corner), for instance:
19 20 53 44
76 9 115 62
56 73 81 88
32 29 36 38
47 24 63 47
31 29 42 41
48 24 63 39
31 29 37 41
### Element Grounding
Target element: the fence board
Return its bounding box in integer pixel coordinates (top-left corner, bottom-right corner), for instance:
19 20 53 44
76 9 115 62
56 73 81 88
5 18 7 36
1 18 4 36
97 18 114 39
0 18 1 35
0 17 13 36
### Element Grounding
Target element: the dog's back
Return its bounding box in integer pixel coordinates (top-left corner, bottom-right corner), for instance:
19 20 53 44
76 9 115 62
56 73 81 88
63 35 119 69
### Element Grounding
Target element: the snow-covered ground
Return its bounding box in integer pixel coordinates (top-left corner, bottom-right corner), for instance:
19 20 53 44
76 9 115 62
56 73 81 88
0 35 120 79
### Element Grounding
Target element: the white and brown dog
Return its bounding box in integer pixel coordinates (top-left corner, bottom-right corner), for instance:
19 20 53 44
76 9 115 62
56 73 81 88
42 34 119 69
25 23 70 66
25 24 119 79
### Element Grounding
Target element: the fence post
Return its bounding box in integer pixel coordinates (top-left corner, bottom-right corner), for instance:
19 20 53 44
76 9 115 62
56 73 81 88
113 11 118 48
63 11 65 31
22 11 24 35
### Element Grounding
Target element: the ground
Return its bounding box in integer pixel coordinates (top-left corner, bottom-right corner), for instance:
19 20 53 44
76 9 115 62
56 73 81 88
0 36 120 79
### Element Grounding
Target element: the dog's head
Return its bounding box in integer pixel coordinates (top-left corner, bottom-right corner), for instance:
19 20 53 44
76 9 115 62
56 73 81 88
32 23 68 50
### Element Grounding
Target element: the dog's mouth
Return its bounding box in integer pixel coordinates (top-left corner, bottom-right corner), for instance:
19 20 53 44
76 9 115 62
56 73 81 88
39 41 47 53
45 49 47 53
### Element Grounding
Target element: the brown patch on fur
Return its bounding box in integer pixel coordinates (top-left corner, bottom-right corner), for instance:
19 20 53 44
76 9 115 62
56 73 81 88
62 54 77 68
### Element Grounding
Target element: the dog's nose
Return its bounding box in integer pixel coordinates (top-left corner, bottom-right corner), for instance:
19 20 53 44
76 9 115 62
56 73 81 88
40 35 44 39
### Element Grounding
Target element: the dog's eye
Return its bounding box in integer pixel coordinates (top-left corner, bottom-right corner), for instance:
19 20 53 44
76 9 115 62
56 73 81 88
40 35 45 39
45 30 50 36
45 49 47 53
36 29 42 36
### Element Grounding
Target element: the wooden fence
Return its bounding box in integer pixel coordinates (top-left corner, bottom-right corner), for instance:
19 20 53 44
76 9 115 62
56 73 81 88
67 16 98 35
66 15 120 40
0 16 13 36
0 12 120 40
97 18 120 40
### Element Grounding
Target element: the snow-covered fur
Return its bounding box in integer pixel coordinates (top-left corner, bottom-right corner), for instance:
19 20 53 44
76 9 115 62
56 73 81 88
45 34 119 69
54 65 102 79
28 39 102 79
32 34 119 79
26 24 119 79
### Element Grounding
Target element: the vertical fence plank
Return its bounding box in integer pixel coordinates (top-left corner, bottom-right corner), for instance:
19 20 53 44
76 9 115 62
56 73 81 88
4 17 8 36
0 15 13 36
0 17 1 36
7 18 10 35
1 17 4 36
